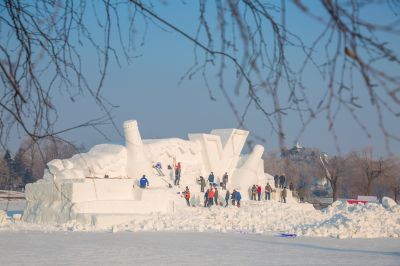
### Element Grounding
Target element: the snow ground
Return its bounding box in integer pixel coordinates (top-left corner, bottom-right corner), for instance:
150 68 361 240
0 231 399 266
1 199 399 265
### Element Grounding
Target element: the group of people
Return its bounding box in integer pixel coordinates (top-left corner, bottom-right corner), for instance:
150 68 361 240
249 182 289 203
273 174 287 189
182 185 242 208
203 186 242 208
198 172 229 192
140 164 293 206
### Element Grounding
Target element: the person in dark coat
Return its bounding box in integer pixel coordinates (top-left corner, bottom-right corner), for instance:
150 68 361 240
222 172 228 190
204 189 209 207
251 185 257 200
274 175 279 188
298 186 305 203
281 187 287 203
214 187 219 205
265 182 272 200
231 190 237 206
208 172 215 186
289 182 294 191
279 175 286 189
225 190 230 207
200 176 206 192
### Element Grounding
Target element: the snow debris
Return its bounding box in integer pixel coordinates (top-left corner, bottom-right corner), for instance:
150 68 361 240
382 197 398 210
3 199 399 239
0 210 7 224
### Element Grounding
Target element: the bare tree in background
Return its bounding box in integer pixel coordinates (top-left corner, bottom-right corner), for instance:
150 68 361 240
1 1 399 160
355 148 384 196
383 156 400 203
0 155 10 189
319 154 345 201
263 150 284 175
340 152 364 198
15 136 78 181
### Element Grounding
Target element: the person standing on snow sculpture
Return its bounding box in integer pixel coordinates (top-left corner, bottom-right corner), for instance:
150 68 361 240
251 185 257 200
225 190 230 207
289 182 294 191
200 176 206 192
208 172 215 186
298 186 305 203
236 190 242 207
214 187 219 205
274 175 279 188
257 185 262 201
281 187 287 203
208 187 215 207
153 161 164 176
183 186 191 207
231 189 237 206
139 175 149 188
222 172 228 190
204 189 209 207
279 174 286 189
265 182 272 200
174 162 181 186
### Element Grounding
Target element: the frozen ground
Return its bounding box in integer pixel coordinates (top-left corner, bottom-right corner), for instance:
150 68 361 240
0 231 399 265
1 198 399 265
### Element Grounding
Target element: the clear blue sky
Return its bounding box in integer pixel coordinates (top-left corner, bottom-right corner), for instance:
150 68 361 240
8 1 400 157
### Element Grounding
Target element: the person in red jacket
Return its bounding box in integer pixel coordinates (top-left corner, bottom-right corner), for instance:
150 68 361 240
208 187 215 207
174 162 182 186
257 185 262 201
184 186 190 207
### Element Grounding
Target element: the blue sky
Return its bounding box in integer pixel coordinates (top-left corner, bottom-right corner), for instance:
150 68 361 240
7 1 400 157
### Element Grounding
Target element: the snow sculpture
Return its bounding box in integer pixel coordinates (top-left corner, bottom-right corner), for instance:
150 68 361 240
23 120 267 228
231 144 264 190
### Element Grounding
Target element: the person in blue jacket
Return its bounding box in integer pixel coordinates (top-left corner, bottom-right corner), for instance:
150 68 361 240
235 190 242 208
139 175 149 188
208 172 215 185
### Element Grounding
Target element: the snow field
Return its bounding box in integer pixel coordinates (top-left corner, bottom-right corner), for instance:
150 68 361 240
0 231 399 266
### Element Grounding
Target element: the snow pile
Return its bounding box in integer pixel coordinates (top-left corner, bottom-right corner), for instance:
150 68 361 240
99 200 400 238
382 196 398 210
0 210 7 225
2 199 399 238
295 201 400 238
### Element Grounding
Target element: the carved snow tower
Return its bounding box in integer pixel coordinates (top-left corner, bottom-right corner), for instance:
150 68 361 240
124 120 153 178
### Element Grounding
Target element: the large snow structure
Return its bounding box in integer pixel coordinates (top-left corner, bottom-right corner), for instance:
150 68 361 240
23 120 267 227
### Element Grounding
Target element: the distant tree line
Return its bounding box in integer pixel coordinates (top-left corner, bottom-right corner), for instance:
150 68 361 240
264 146 400 203
0 137 81 191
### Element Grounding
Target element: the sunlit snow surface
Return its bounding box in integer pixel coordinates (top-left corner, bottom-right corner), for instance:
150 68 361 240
0 231 399 266
1 199 400 265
